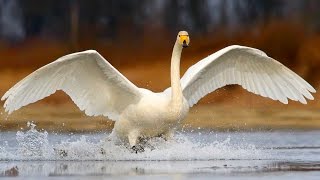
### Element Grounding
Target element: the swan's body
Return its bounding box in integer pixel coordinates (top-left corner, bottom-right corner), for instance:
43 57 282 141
1 31 316 151
114 90 189 146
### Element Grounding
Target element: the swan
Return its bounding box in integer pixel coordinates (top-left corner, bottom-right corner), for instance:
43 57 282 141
1 31 316 152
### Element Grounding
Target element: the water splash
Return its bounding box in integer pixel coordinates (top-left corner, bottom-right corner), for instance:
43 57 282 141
0 122 266 161
16 122 52 159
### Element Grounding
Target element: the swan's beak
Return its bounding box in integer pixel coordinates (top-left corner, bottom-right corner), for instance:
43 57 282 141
180 35 189 48
182 41 189 48
178 31 190 48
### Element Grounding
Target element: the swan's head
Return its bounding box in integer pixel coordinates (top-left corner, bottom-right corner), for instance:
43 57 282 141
177 31 190 48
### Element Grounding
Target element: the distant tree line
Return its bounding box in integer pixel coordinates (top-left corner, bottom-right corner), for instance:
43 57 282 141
0 0 319 43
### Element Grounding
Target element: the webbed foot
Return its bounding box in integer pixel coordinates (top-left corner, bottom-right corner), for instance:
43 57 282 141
54 148 68 157
100 148 106 155
131 145 144 153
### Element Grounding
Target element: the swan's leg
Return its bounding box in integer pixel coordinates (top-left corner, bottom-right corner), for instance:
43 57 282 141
102 130 117 143
99 130 118 155
128 130 144 153
161 130 174 141
128 130 139 146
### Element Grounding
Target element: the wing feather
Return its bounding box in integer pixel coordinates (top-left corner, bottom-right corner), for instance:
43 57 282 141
178 45 315 107
2 50 141 120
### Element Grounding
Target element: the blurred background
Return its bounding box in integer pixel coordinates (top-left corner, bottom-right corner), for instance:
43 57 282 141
0 0 320 132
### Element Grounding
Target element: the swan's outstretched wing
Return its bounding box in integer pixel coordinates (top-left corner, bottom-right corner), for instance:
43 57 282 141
180 45 316 107
1 50 141 120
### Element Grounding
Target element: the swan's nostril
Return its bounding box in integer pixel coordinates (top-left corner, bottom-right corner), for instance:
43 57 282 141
182 40 188 48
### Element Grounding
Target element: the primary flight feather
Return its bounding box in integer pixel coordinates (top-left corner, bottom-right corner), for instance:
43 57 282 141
2 31 315 152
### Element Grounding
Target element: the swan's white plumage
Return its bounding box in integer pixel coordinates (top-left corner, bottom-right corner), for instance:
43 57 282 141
178 45 315 107
1 50 141 120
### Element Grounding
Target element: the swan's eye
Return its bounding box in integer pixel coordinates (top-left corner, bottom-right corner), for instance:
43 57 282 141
179 35 181 37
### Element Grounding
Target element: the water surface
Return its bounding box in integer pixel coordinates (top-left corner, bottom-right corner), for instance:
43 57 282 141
0 125 320 179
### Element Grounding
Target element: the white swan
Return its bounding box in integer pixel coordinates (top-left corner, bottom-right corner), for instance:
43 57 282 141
1 31 316 152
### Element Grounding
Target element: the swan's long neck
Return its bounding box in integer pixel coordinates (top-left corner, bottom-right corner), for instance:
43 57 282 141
170 40 183 108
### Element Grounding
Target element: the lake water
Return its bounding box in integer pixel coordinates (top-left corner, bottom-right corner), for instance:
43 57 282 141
0 124 320 179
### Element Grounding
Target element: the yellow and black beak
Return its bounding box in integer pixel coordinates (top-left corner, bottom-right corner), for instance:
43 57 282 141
182 41 188 48
179 35 189 48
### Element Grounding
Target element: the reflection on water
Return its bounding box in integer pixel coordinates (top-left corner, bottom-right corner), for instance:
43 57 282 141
272 162 320 171
0 124 320 179
1 160 320 177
